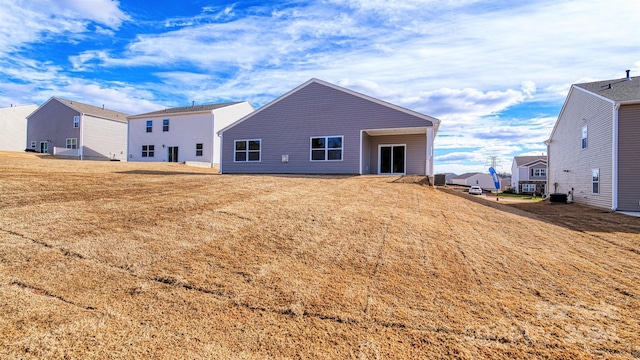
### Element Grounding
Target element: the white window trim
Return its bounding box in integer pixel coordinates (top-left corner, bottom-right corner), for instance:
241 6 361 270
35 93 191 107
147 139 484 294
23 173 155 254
142 144 155 158
522 183 536 192
377 144 407 175
310 135 344 162
66 138 78 149
592 168 600 195
73 116 79 128
30 141 36 148
234 139 261 162
162 119 169 132
581 125 588 149
196 143 203 157
146 120 153 133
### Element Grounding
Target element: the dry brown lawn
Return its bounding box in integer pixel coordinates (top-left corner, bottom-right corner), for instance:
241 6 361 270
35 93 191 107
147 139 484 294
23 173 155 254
1 151 639 359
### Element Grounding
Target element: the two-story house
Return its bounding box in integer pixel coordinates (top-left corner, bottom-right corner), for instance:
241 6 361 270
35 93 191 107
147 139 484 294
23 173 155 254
546 70 640 211
510 155 547 194
27 97 128 160
127 102 254 168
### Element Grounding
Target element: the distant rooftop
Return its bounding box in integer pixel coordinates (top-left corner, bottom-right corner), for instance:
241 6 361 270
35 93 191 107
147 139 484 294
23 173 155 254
129 102 244 118
514 155 547 167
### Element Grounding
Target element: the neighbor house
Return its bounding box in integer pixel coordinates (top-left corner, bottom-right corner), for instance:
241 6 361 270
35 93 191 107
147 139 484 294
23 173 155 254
218 79 440 176
510 155 547 194
127 102 254 167
545 70 640 211
0 104 38 152
450 172 498 190
27 97 128 160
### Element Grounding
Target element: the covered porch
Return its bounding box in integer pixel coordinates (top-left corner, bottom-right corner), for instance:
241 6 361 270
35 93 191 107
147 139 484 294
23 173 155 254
360 127 435 176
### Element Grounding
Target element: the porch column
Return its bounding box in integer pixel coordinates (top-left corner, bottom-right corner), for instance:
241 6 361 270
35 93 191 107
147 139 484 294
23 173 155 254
426 127 435 177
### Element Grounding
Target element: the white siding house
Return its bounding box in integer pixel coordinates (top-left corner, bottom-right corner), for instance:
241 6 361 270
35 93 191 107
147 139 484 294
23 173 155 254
510 156 547 194
450 173 498 189
127 102 254 167
0 104 38 152
546 71 640 211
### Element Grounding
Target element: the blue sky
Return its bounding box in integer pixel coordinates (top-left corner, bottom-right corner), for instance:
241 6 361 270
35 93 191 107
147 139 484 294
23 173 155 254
1 0 639 174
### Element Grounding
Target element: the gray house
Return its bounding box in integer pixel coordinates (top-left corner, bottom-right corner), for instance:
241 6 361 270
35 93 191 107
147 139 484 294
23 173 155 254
27 97 129 160
218 79 440 176
546 70 640 211
510 155 547 194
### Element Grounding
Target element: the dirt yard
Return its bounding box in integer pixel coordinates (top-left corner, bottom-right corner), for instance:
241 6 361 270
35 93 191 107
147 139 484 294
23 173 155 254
1 152 638 359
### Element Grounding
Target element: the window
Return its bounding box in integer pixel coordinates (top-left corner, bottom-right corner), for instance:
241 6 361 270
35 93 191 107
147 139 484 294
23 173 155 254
142 145 155 157
581 125 588 149
235 140 261 162
146 120 152 133
30 141 36 148
163 119 169 132
310 136 343 161
73 116 79 128
522 184 536 193
196 143 203 157
531 168 546 177
66 138 77 149
592 168 599 194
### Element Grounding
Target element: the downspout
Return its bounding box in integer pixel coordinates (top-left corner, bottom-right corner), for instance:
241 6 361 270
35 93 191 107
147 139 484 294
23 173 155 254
612 103 620 211
211 111 215 169
79 113 84 160
218 130 223 174
358 130 363 175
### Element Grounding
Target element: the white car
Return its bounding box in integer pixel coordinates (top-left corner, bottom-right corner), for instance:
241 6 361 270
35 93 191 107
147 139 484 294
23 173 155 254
468 186 483 195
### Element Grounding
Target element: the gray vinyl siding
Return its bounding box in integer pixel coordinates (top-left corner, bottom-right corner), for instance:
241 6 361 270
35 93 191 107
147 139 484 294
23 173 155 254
367 134 426 174
548 87 613 209
26 99 80 153
617 103 640 211
221 81 433 174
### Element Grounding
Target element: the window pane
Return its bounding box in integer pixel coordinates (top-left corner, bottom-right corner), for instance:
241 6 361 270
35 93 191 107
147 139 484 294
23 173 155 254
311 138 325 149
149 145 154 150
327 137 342 148
249 140 260 150
380 147 391 173
393 146 405 173
235 141 246 151
196 143 203 150
328 149 342 160
592 169 599 181
248 151 260 161
163 119 169 125
142 145 148 151
148 151 154 157
311 150 325 160
235 152 246 161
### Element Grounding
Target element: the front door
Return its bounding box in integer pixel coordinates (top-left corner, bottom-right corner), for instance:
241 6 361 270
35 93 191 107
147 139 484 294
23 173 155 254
39 141 48 154
379 145 406 175
168 146 178 162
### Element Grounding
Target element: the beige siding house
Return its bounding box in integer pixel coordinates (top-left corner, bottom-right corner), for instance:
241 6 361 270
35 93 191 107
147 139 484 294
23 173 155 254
546 71 640 211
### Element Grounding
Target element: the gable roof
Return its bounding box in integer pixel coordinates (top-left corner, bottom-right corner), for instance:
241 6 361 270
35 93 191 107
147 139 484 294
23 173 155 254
453 172 482 179
514 155 547 167
128 102 245 119
574 75 640 103
219 78 441 135
51 97 129 123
